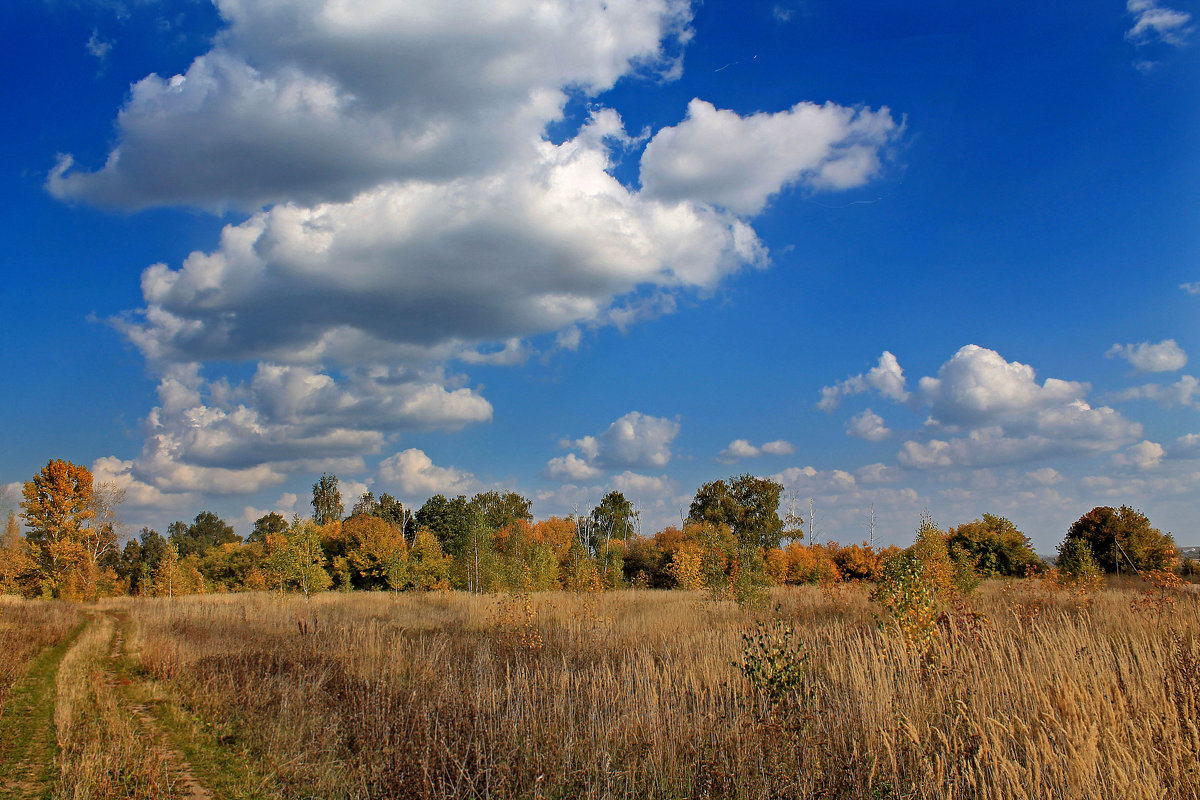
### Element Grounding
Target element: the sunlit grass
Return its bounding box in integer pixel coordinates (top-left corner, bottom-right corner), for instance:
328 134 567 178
89 581 1200 799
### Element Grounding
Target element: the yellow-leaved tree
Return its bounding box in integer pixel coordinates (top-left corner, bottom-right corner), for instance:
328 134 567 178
21 459 94 599
0 511 38 595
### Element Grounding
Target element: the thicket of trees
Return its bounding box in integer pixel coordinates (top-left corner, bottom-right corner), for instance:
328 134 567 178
0 462 1183 601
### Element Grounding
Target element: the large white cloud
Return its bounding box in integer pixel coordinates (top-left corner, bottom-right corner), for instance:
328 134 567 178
640 99 901 215
1106 339 1187 372
49 0 693 209
917 345 1090 428
117 118 767 368
55 0 903 510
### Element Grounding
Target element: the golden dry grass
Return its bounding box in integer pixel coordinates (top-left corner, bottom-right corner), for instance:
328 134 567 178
92 582 1200 799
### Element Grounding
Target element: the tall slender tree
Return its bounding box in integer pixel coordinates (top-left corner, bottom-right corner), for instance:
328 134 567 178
312 473 344 525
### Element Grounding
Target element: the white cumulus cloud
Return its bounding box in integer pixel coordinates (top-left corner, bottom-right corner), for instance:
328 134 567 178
548 411 681 481
48 0 694 210
640 98 900 215
1111 440 1166 470
818 351 910 411
1109 374 1200 409
1106 339 1187 372
717 438 795 462
846 409 891 441
821 345 1141 470
378 448 475 497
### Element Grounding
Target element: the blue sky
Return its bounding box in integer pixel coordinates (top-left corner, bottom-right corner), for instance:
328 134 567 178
2 0 1197 551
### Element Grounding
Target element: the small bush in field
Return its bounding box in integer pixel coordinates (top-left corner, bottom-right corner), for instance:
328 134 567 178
736 613 809 719
871 553 940 651
1053 537 1103 597
1136 569 1186 620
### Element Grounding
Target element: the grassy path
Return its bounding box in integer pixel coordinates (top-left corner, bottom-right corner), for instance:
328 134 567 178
0 608 277 800
104 610 283 800
0 619 86 799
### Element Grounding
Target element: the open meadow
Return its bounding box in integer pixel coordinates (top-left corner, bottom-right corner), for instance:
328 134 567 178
1 581 1198 800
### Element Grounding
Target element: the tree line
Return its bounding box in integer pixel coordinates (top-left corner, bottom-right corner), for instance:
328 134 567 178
0 459 1184 601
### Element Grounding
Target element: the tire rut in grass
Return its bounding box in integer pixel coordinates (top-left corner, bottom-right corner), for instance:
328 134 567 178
0 619 85 800
104 616 213 800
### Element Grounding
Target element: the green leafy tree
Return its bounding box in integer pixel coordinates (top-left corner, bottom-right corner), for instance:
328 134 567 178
591 490 635 583
469 491 533 532
351 490 379 518
198 542 262 592
170 511 241 559
591 491 635 539
375 493 411 536
248 512 288 543
689 474 785 550
1064 506 1176 573
114 538 143 594
415 494 475 557
1055 537 1102 586
458 512 499 593
312 473 344 525
286 518 333 597
946 513 1040 577
137 528 169 591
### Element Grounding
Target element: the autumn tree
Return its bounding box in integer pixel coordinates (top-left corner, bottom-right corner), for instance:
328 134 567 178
21 459 94 598
689 474 784 550
408 528 451 590
342 514 408 590
1063 506 1176 574
0 511 37 595
312 473 344 525
153 543 182 598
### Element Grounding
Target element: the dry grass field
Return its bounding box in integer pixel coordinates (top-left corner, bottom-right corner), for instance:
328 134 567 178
2 582 1199 799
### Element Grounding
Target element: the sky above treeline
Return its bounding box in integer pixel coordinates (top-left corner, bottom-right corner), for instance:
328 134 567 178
1 0 1197 552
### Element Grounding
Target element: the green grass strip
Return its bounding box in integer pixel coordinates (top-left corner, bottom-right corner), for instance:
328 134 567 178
0 619 87 794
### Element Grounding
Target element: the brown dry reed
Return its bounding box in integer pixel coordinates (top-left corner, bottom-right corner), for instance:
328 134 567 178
108 583 1200 799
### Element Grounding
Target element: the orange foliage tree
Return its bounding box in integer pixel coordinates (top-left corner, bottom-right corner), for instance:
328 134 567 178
21 459 95 599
